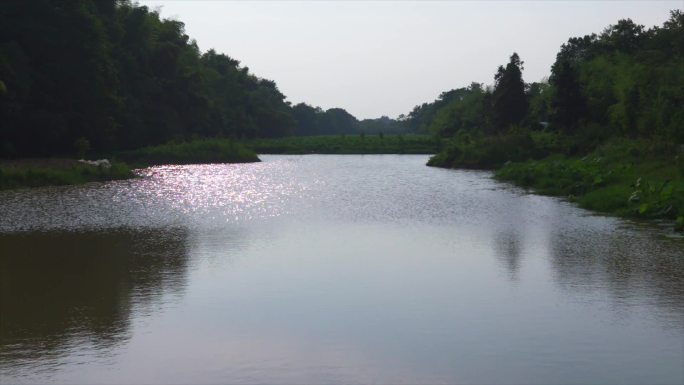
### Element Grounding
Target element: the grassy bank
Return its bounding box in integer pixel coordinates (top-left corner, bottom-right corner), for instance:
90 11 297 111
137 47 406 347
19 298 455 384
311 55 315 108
246 134 441 154
495 140 684 229
429 134 684 230
118 139 259 166
426 130 564 169
0 159 133 190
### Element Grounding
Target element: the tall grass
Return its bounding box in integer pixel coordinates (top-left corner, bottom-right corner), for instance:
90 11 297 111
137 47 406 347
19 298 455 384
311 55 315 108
246 134 441 154
427 130 562 169
0 161 132 190
119 139 259 166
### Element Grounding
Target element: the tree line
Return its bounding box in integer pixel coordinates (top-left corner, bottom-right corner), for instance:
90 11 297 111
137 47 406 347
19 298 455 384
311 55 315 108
291 103 405 136
0 0 407 158
2 2 681 159
405 10 683 145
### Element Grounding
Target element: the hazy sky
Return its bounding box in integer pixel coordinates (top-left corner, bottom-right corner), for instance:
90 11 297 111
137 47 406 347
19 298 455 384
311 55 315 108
141 1 679 119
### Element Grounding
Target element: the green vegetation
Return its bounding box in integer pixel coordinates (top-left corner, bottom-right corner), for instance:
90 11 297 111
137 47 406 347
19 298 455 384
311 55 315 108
0 160 132 190
118 139 259 166
0 138 259 189
496 140 684 225
0 0 681 235
427 130 559 169
0 1 413 160
246 135 441 154
291 104 407 136
420 12 683 146
0 0 294 158
419 11 684 230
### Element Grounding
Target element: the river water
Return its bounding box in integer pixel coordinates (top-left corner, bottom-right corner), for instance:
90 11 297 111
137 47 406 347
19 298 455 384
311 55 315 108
1 155 682 384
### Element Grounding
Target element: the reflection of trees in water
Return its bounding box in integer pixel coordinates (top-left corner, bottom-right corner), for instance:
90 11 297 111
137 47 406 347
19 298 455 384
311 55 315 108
494 230 522 281
0 229 190 372
549 227 684 326
491 193 527 281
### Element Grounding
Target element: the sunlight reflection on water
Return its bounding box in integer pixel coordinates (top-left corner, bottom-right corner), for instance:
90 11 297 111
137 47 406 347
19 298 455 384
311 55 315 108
0 160 315 232
0 155 683 384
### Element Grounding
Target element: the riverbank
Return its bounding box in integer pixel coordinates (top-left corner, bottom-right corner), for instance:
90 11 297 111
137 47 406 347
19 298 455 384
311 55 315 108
428 134 684 231
0 139 259 190
0 159 133 190
118 139 260 167
0 135 437 190
246 134 441 154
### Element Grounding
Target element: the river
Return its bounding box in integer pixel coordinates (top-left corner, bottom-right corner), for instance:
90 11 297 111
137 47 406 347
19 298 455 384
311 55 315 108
1 155 682 384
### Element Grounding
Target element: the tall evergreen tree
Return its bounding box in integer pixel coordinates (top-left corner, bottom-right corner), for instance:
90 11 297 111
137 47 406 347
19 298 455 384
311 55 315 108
491 53 528 132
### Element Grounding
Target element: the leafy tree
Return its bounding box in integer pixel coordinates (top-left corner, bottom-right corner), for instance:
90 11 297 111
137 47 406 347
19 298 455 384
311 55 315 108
0 0 304 157
406 88 476 133
320 108 359 135
525 81 552 128
428 83 490 137
292 103 323 135
549 13 684 141
359 116 407 135
408 10 683 147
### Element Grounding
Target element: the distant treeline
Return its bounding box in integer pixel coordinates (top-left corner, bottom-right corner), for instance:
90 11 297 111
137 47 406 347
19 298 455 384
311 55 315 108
292 105 405 136
0 0 407 158
407 10 683 144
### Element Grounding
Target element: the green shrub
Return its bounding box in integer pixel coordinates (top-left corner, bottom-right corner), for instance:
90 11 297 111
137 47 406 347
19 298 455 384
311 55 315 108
0 161 132 190
495 139 684 224
119 139 259 166
246 135 440 155
428 130 560 169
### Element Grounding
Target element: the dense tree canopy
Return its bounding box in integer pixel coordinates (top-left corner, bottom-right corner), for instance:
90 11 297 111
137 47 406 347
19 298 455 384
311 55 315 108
0 0 302 157
290 103 406 136
0 0 412 158
550 11 684 141
426 83 490 137
2 3 681 158
405 10 683 144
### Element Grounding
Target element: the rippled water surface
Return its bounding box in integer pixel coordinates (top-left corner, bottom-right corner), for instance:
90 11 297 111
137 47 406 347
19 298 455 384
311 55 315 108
1 155 683 384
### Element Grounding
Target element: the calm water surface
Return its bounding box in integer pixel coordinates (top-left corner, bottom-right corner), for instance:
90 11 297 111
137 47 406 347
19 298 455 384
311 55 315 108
1 155 682 384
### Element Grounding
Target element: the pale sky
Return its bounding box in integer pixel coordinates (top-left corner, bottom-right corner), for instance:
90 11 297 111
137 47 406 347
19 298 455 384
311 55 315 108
140 1 680 119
